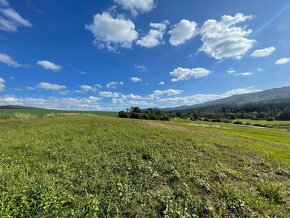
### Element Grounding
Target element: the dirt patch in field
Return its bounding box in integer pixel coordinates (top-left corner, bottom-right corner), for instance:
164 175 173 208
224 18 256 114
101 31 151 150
187 123 231 130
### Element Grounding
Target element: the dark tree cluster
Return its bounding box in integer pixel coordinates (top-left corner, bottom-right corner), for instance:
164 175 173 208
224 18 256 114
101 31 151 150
118 107 170 121
167 98 290 121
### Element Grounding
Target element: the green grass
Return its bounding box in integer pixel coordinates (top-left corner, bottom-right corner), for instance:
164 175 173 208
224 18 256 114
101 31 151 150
233 119 290 130
0 116 289 217
0 109 118 118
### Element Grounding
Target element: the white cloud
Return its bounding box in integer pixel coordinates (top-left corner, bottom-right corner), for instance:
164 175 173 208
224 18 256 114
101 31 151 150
250 47 275 58
114 0 155 16
227 68 235 74
239 72 253 76
0 8 32 27
158 87 260 107
0 0 9 6
0 53 24 68
151 89 183 97
135 64 147 72
169 19 198 46
275 57 290 65
99 91 120 98
224 87 259 96
85 12 138 51
120 93 144 100
37 82 66 91
131 77 142 83
170 67 210 82
0 95 103 110
0 7 32 32
0 77 5 91
228 69 253 76
158 81 165 85
137 22 168 48
76 84 101 93
27 86 35 91
106 81 123 89
37 60 62 72
199 13 255 60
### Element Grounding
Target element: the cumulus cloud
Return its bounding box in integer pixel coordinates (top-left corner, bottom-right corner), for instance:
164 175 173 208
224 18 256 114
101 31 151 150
137 21 168 48
106 81 123 89
85 12 138 51
151 89 183 98
275 57 290 65
114 0 155 16
0 53 25 68
99 91 120 98
158 81 165 85
250 47 276 58
0 95 103 110
169 19 198 46
199 13 255 60
37 82 66 91
0 77 5 91
76 84 101 93
131 77 142 83
37 60 62 72
170 67 210 82
0 7 32 32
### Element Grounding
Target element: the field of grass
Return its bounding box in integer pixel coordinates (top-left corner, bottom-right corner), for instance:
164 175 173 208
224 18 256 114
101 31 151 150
0 109 118 118
232 119 290 130
0 115 289 217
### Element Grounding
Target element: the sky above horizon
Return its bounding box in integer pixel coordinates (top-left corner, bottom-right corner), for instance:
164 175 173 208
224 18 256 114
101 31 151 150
0 0 289 111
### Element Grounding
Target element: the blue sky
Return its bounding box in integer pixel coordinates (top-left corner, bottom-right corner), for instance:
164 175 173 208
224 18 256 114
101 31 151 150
0 0 289 111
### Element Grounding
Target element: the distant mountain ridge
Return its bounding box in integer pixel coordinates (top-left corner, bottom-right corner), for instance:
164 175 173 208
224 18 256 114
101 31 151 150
166 86 290 112
0 105 43 110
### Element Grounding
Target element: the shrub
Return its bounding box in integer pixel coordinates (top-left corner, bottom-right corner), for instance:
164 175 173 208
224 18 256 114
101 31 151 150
233 121 243 125
266 117 275 121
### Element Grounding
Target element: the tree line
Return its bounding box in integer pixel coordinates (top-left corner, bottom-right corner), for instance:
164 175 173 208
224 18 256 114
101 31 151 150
167 99 290 121
118 107 170 121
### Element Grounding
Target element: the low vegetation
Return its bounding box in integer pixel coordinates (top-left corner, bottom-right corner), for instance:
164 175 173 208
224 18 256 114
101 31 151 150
0 113 289 217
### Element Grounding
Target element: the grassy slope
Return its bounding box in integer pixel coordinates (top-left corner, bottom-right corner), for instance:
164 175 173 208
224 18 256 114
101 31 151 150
0 109 118 117
232 119 290 131
0 116 289 217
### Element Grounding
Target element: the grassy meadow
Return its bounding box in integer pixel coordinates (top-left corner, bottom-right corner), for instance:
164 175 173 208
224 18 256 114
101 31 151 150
0 113 289 217
232 119 290 130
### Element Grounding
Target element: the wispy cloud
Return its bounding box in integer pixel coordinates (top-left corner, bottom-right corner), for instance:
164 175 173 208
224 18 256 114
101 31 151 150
0 53 25 68
0 77 5 91
0 7 32 32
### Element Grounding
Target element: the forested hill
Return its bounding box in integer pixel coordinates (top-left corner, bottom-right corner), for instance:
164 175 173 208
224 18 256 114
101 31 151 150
166 86 290 112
